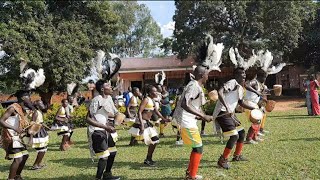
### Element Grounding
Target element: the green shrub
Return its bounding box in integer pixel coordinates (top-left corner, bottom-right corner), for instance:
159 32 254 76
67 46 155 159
43 103 89 128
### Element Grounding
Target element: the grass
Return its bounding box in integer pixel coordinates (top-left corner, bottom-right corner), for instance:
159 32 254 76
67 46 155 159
1 109 320 179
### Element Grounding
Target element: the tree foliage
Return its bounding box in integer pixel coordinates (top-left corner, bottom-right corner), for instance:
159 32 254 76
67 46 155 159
173 1 316 62
111 1 162 57
288 3 320 71
0 1 119 103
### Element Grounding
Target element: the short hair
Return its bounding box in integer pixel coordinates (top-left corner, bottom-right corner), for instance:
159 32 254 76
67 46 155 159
132 87 139 92
95 79 106 94
233 67 245 75
143 84 155 97
88 79 95 84
61 99 68 104
257 69 267 78
15 90 30 103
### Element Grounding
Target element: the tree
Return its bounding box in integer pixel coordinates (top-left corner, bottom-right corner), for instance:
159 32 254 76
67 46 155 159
0 1 119 105
288 3 320 71
111 1 163 57
173 1 316 62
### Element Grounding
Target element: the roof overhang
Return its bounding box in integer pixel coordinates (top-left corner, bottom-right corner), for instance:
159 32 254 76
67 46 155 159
119 67 193 73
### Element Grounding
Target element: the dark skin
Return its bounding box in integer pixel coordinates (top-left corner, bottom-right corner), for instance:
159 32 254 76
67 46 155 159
126 88 140 118
86 83 116 133
31 100 47 168
218 69 257 115
138 87 169 134
0 96 30 180
181 66 212 122
245 73 269 103
55 100 70 122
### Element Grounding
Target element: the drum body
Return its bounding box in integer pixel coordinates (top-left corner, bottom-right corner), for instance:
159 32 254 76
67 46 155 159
273 85 282 96
266 100 276 112
250 109 263 124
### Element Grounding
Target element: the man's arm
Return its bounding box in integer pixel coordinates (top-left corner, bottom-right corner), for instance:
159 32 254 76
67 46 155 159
245 80 261 96
86 112 114 132
0 107 21 133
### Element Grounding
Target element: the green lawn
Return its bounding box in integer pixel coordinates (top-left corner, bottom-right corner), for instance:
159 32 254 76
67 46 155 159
1 109 320 180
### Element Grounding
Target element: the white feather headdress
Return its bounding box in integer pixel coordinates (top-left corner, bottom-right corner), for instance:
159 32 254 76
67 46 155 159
19 58 46 90
256 50 286 75
155 71 166 85
90 50 122 81
200 34 224 72
229 47 258 70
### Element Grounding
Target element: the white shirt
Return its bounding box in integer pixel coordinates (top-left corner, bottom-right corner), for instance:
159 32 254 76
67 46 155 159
89 95 118 131
244 79 261 104
179 80 206 128
213 79 243 119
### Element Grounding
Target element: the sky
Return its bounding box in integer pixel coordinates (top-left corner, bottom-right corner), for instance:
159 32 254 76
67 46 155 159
138 1 176 38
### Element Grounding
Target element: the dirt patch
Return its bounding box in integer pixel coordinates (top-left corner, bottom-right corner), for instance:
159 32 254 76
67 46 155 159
273 98 305 111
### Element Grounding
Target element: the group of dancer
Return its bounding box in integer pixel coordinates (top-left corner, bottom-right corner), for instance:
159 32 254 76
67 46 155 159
0 34 287 180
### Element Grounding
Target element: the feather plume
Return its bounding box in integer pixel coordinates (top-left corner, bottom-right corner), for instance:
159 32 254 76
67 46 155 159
19 58 28 73
91 50 105 79
67 82 77 96
155 71 166 85
267 63 286 75
229 47 238 66
20 68 46 90
229 47 257 70
201 34 224 72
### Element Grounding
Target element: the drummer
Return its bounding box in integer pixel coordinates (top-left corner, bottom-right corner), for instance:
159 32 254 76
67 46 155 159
28 100 49 170
0 90 32 180
212 68 258 169
244 71 267 144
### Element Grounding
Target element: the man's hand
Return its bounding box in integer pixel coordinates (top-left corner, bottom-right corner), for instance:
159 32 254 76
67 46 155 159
105 126 115 133
203 115 213 122
14 127 23 134
139 126 144 135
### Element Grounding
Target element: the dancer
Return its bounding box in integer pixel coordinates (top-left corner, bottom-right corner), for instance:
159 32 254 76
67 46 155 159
310 75 320 116
0 91 31 180
213 46 259 169
52 99 73 151
213 68 257 169
87 80 120 180
171 86 184 145
129 84 169 166
173 34 224 180
244 70 267 144
29 100 49 170
160 85 171 137
126 87 141 146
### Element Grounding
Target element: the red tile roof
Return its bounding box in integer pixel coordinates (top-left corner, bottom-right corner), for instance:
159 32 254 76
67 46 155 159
120 56 196 72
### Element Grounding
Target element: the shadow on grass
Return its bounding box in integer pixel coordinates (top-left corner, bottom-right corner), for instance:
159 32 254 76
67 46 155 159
50 158 96 168
279 137 320 142
28 174 128 180
115 157 215 171
269 114 315 118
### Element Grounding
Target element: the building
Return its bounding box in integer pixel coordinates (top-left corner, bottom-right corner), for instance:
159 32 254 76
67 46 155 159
119 56 317 95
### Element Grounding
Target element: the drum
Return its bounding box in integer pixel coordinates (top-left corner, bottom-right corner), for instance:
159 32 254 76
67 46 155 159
250 109 263 124
208 90 218 101
258 98 267 108
115 113 126 125
266 100 276 112
273 85 282 96
28 123 42 136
